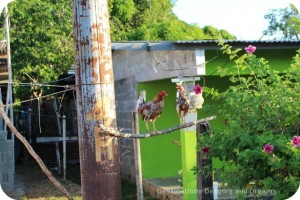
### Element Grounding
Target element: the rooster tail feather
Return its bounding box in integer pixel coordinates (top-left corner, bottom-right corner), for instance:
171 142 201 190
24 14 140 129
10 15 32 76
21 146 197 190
136 90 147 111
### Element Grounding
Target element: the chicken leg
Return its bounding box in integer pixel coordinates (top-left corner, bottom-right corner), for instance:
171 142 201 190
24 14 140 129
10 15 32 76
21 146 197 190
145 121 150 132
151 121 159 135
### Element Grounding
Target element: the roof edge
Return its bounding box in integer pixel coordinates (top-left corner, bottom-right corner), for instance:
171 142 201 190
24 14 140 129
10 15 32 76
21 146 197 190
112 40 300 51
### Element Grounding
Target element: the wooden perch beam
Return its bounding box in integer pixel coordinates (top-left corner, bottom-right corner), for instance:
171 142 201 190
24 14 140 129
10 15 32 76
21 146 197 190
100 116 216 138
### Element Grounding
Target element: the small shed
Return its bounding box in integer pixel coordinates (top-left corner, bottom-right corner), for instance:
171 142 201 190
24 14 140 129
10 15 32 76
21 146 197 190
112 40 300 199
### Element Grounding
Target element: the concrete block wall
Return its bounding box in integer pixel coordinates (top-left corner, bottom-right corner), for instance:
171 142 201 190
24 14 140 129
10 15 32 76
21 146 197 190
0 131 14 193
114 76 137 181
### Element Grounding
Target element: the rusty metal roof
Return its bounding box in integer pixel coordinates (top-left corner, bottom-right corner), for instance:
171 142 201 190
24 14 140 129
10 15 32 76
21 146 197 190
112 40 300 51
0 40 7 54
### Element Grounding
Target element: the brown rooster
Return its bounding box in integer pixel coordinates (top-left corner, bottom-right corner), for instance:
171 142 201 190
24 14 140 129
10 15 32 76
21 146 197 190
176 81 190 123
137 90 168 132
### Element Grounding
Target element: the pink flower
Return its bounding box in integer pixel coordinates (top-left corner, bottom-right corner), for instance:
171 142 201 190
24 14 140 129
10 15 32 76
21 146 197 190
263 144 274 154
245 45 256 54
291 136 300 147
201 146 210 154
193 84 203 95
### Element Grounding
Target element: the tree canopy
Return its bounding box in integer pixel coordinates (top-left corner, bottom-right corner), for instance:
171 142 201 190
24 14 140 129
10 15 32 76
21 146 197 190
2 0 299 100
264 3 300 40
1 0 74 100
0 0 235 100
108 0 235 41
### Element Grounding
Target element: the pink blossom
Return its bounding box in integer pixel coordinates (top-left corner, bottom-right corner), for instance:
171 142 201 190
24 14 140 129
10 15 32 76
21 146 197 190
291 136 300 147
193 84 203 95
263 144 274 154
201 146 210 154
245 45 256 54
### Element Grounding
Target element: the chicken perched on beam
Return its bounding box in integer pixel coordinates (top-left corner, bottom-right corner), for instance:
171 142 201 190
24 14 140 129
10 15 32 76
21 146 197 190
137 90 168 132
176 81 190 123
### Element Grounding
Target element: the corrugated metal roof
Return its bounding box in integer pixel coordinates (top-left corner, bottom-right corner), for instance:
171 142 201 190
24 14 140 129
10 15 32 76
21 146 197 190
112 40 300 51
175 39 300 44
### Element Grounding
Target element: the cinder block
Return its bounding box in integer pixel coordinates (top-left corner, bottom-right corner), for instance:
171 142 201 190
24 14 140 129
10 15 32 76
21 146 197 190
125 138 133 146
0 162 14 173
0 131 7 141
0 140 13 151
1 181 14 192
1 151 13 162
7 172 14 182
1 173 8 182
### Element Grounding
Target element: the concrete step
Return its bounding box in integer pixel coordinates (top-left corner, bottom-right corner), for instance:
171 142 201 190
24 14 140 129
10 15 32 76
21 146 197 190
143 177 183 200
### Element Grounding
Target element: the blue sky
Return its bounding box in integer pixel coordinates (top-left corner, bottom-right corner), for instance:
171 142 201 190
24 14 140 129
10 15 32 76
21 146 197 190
173 0 300 40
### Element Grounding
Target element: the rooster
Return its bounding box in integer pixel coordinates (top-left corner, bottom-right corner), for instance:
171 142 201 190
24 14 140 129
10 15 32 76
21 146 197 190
137 90 168 132
176 81 190 123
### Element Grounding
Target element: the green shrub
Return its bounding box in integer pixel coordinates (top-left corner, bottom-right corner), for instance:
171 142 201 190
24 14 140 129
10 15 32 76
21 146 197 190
200 41 300 199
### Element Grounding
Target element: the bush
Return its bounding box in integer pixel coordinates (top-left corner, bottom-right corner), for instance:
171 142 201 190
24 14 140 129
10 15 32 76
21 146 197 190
200 41 300 199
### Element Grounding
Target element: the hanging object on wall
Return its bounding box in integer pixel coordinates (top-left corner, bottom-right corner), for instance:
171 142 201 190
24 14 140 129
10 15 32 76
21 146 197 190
172 77 204 110
190 84 204 109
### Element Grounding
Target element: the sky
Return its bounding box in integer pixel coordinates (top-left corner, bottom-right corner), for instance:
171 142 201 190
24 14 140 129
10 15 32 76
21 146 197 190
173 0 300 40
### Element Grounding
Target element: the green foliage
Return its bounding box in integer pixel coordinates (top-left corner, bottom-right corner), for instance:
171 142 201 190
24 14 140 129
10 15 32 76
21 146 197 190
264 3 300 40
203 26 235 40
1 0 235 101
200 42 300 199
108 0 236 41
1 0 74 100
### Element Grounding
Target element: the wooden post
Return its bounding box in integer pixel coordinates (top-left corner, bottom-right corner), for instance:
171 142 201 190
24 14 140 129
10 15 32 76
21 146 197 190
63 115 66 180
28 109 32 144
196 122 213 200
133 112 144 200
72 0 121 199
55 141 62 175
54 99 62 135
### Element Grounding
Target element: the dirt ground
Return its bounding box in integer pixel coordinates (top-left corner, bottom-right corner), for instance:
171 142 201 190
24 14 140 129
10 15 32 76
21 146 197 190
7 162 155 200
13 163 82 200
